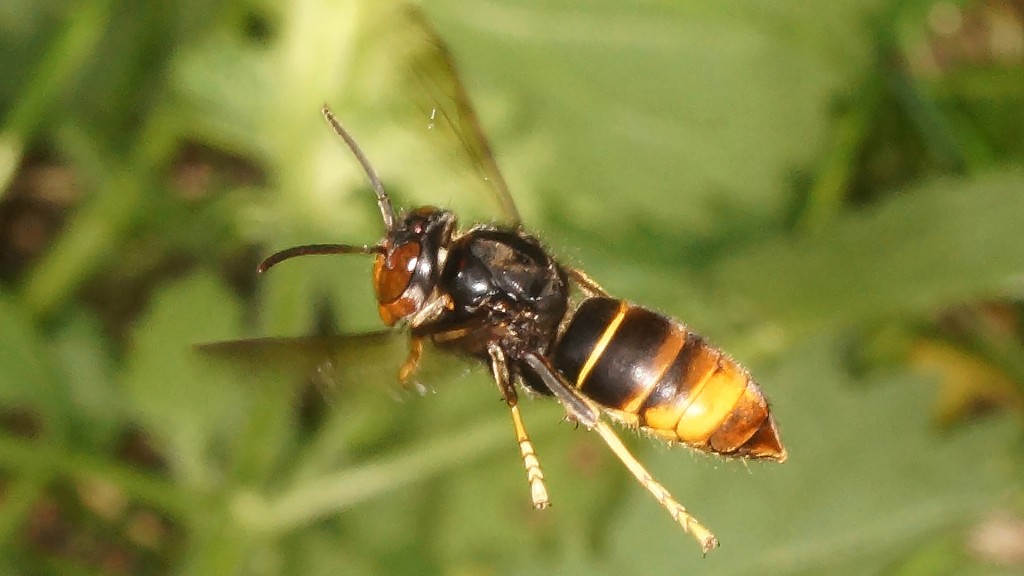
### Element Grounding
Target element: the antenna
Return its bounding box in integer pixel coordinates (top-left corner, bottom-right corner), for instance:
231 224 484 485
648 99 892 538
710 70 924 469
321 104 397 231
256 243 382 274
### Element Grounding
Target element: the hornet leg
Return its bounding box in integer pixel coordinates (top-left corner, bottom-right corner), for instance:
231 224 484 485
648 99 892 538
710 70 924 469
488 343 550 509
398 336 424 387
568 267 610 298
521 353 719 554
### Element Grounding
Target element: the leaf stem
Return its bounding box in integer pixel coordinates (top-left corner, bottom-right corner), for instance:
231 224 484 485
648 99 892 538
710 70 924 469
231 415 538 533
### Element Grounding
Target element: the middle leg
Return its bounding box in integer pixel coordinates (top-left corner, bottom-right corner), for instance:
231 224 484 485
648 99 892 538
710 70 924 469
487 343 550 509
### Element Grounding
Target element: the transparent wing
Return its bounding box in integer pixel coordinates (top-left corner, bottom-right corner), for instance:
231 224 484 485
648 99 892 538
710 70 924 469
195 331 474 400
346 4 522 226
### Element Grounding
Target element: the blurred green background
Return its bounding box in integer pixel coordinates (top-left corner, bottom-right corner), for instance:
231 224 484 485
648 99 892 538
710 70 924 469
2 0 1024 574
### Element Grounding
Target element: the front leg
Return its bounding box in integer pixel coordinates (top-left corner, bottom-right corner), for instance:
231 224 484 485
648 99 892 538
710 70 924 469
398 294 454 386
398 335 424 387
407 293 452 328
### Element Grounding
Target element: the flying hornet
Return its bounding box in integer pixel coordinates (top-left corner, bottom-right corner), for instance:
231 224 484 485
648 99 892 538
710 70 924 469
209 8 785 555
250 101 786 554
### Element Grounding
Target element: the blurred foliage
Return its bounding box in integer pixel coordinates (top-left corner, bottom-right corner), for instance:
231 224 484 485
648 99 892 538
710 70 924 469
1 0 1024 575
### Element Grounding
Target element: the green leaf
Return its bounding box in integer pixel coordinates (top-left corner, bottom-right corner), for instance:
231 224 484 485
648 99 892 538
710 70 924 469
121 271 246 487
0 289 51 403
0 288 67 438
428 0 888 235
51 310 122 449
712 170 1024 333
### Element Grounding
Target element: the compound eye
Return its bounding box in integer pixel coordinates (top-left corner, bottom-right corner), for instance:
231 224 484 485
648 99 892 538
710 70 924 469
373 242 422 324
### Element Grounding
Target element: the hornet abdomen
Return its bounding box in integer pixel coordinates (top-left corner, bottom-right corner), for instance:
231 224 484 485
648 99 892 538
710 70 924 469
552 297 786 461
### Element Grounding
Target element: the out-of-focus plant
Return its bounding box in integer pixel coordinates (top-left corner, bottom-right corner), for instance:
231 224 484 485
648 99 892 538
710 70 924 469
1 1 1022 575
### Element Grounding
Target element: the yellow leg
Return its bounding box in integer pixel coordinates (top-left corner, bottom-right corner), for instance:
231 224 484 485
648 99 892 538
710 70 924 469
592 421 718 554
521 352 717 554
510 403 550 509
488 344 550 509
